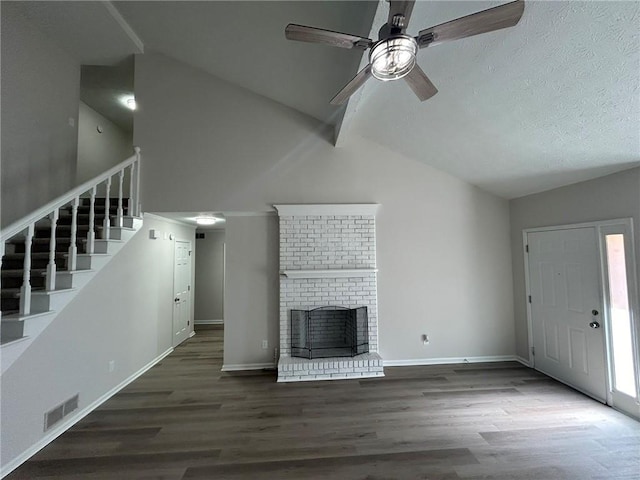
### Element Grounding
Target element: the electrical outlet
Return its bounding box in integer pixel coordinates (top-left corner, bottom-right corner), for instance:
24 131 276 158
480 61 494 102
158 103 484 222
261 340 268 349
108 360 115 373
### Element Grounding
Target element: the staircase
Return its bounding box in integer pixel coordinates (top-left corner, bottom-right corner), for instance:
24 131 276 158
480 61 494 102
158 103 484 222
0 149 142 373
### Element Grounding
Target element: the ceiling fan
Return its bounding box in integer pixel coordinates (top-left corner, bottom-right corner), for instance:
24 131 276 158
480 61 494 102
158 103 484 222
285 0 525 105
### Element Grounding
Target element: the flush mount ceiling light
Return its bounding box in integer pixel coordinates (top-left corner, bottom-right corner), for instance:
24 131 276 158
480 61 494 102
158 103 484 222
195 215 219 226
285 0 525 104
120 95 136 111
369 35 417 81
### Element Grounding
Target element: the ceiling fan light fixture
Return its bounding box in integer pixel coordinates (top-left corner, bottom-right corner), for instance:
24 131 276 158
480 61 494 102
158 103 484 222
369 35 417 81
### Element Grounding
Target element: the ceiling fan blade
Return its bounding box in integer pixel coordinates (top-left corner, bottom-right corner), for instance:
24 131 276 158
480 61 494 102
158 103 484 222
330 65 373 105
285 24 372 50
388 1 416 28
404 66 438 101
416 0 524 48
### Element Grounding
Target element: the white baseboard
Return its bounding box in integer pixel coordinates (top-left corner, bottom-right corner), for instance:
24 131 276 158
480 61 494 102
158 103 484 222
221 362 275 372
515 355 532 367
0 347 174 479
194 319 223 325
189 330 196 338
383 355 518 367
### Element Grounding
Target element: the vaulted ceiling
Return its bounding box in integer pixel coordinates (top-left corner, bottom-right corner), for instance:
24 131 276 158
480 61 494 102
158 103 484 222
11 1 639 198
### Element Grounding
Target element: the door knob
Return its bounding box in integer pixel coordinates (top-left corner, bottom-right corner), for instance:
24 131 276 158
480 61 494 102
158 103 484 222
174 298 179 302
589 321 601 329
591 309 599 316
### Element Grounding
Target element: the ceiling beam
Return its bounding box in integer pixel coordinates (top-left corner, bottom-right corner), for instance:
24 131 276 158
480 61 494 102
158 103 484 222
102 1 144 55
334 0 389 146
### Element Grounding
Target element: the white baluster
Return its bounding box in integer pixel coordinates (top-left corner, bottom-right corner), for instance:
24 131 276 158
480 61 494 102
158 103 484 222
103 177 111 240
134 147 141 216
45 210 59 291
19 224 34 316
128 163 135 218
68 197 79 271
87 186 96 254
117 169 124 227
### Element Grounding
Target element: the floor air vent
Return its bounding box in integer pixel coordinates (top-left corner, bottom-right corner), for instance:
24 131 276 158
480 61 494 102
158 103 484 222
44 394 79 431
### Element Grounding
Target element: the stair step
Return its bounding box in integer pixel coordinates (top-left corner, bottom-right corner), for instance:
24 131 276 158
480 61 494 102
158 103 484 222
1 310 55 322
80 197 129 205
1 269 46 277
3 252 53 260
1 253 68 271
35 224 102 232
1 335 30 346
31 237 74 244
31 287 75 298
1 287 45 298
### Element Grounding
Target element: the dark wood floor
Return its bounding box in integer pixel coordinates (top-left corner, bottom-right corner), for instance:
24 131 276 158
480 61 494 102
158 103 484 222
8 326 640 479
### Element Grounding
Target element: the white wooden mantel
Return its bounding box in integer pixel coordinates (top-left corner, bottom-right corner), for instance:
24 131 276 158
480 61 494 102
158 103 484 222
280 269 378 279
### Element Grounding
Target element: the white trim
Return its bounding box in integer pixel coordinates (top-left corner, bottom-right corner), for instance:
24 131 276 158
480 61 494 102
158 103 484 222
195 319 224 325
383 355 518 367
0 347 173 479
523 231 534 366
281 269 378 279
221 362 276 372
515 355 532 367
523 218 633 234
189 330 196 338
273 204 380 217
143 213 197 229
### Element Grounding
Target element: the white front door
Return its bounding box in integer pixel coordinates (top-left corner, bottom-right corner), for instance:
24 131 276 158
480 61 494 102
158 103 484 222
173 240 191 346
528 227 607 402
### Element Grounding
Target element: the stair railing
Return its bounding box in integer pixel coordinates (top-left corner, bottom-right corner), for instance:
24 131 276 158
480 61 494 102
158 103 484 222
1 148 141 317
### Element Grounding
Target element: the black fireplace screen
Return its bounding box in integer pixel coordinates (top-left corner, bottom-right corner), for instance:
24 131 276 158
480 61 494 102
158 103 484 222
290 306 369 359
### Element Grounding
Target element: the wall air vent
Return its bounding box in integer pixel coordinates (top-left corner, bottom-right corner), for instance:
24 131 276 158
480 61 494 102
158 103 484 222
44 394 79 431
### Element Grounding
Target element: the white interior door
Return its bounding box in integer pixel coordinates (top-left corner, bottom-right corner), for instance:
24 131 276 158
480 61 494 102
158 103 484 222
528 227 607 402
173 240 191 346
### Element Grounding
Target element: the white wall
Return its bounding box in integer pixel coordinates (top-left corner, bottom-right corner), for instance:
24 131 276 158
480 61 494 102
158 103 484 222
224 216 279 366
510 167 640 358
1 3 80 228
0 215 195 471
194 229 225 322
133 53 515 367
77 102 133 184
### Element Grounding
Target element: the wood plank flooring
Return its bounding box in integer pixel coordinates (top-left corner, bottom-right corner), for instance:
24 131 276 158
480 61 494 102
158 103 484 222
7 325 640 479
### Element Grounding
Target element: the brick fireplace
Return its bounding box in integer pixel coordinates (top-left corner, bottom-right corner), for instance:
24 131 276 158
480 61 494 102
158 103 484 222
274 204 384 382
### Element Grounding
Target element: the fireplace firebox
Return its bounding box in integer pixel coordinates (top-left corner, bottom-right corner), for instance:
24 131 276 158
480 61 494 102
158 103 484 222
290 306 369 359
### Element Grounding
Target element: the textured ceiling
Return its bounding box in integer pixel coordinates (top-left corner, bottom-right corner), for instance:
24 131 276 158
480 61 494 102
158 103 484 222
348 1 640 198
11 1 639 199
